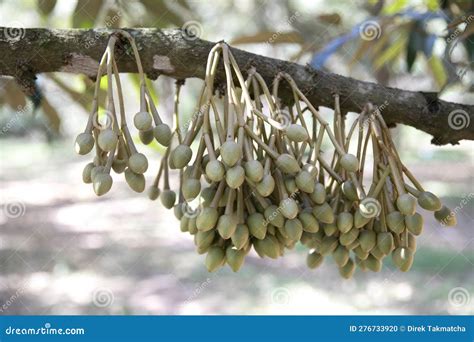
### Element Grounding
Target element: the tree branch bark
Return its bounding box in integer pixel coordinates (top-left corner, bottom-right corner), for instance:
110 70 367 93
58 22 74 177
0 27 472 145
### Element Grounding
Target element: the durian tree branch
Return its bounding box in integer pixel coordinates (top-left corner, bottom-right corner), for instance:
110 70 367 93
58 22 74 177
0 27 472 145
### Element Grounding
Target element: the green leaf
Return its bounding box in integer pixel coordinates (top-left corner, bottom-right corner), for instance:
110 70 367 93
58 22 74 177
428 56 447 89
72 0 104 28
373 36 408 70
231 31 304 45
406 23 425 72
406 45 417 72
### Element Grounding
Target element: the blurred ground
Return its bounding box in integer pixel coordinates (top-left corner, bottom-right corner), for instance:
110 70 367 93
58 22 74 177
0 137 473 315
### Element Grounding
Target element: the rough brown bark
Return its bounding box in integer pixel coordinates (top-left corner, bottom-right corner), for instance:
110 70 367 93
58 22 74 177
0 27 472 145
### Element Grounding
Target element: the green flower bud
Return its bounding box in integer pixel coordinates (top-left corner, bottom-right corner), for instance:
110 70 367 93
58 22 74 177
82 162 95 184
171 144 192 169
134 111 152 131
220 141 241 167
286 124 308 142
139 128 154 145
160 189 176 209
256 174 275 197
417 191 441 211
128 153 148 174
153 123 172 146
93 173 113 196
205 246 225 272
396 194 416 216
205 160 225 182
307 251 324 269
244 160 264 182
97 129 118 152
276 154 301 174
124 168 145 193
340 153 359 172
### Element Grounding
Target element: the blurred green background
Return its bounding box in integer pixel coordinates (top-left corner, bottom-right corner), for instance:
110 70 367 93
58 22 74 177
0 0 473 314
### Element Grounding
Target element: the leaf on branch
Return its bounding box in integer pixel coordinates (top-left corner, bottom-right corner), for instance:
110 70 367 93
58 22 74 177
374 36 407 70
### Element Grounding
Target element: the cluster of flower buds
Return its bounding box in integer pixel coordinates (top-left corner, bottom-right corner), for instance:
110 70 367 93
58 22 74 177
76 36 456 278
75 31 172 196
